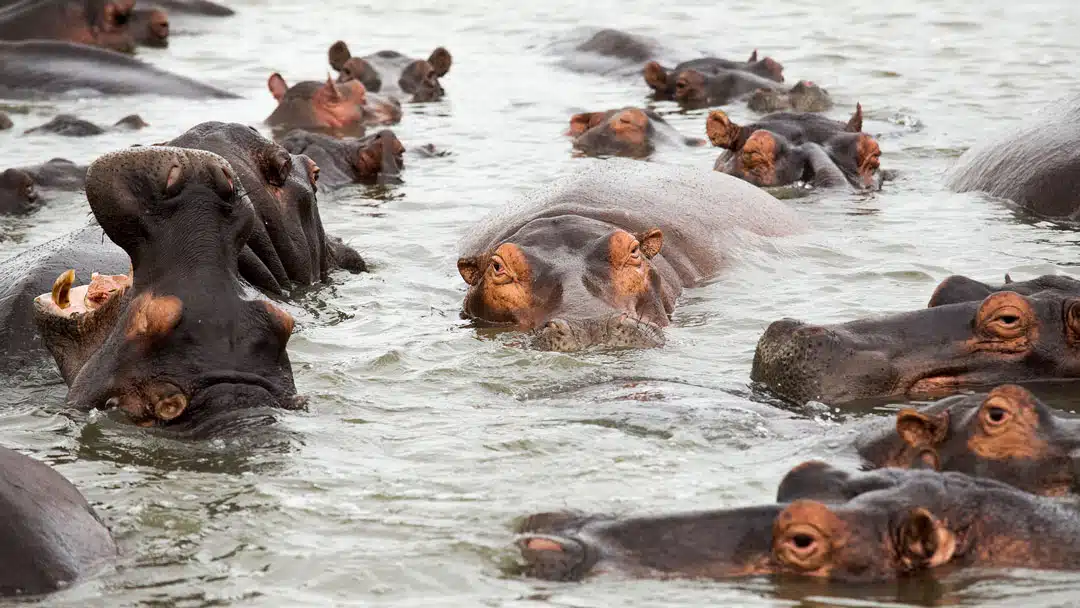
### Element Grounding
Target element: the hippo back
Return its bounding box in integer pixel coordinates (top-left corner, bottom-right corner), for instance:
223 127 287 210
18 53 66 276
0 445 116 595
946 95 1080 218
460 160 803 286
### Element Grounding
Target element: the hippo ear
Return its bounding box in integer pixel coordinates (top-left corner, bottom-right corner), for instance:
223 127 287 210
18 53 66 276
328 40 352 72
896 409 949 447
260 300 294 347
846 103 863 132
567 112 600 136
428 47 452 78
125 293 183 343
748 49 758 62
635 229 663 259
323 74 342 101
268 73 288 101
643 61 668 91
1004 273 1013 284
457 256 485 286
898 508 956 570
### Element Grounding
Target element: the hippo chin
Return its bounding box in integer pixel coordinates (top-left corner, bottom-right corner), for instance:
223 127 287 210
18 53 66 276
456 160 803 351
33 146 302 431
752 274 1080 405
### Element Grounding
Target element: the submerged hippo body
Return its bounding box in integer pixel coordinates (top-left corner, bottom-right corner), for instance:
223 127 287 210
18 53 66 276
280 128 404 188
0 446 116 596
567 107 704 158
946 95 1080 219
748 81 834 113
752 273 1080 405
0 41 237 99
0 158 88 214
575 28 656 63
328 40 451 103
457 161 802 351
644 51 785 100
24 113 147 136
518 463 1080 583
0 0 135 53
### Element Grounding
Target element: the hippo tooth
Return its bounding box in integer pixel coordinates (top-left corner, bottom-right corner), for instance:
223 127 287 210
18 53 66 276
51 269 75 310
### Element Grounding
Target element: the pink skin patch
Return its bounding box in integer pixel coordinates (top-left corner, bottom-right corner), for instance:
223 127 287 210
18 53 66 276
35 271 132 318
525 538 564 552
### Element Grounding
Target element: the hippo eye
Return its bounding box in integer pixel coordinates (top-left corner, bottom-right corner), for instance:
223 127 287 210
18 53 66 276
985 406 1009 425
981 304 1028 339
489 255 513 285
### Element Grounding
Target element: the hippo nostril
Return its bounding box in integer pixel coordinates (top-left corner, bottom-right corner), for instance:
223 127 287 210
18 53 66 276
792 533 815 550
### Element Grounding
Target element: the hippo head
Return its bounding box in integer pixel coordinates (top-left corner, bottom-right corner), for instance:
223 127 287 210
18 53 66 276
0 168 40 214
165 122 365 293
265 74 401 136
567 108 655 158
748 81 832 114
746 49 785 82
826 132 882 190
328 41 452 103
752 274 1080 405
33 147 300 431
728 130 809 187
87 0 137 53
130 7 169 48
279 129 405 187
670 69 712 108
856 385 1080 495
457 220 673 351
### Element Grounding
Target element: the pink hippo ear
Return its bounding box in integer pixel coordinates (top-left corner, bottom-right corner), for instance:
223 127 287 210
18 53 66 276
748 49 758 62
268 73 288 101
846 102 864 132
323 74 342 101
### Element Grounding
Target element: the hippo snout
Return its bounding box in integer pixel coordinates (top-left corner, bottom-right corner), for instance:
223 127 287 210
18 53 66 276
530 313 665 352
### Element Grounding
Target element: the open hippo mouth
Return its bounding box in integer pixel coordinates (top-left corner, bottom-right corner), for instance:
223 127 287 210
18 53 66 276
530 313 665 352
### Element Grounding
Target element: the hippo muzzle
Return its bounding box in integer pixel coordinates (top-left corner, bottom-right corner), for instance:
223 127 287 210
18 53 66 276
530 313 665 352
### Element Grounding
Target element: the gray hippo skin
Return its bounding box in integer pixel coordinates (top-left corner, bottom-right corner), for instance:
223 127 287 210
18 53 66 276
457 160 803 351
946 94 1080 219
0 158 90 215
0 446 116 596
0 40 237 99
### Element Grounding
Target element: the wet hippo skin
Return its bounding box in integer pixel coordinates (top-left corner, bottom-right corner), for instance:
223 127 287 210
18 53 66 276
0 445 116 596
24 113 147 136
643 51 785 100
0 158 88 214
279 128 405 188
747 81 834 113
456 160 803 351
752 273 1080 405
265 74 401 137
329 40 451 103
145 0 232 16
0 0 136 53
0 41 238 98
566 107 704 158
707 104 863 152
129 6 169 48
716 127 882 190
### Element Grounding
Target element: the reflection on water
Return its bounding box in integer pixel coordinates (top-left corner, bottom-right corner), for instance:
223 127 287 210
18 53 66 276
1 0 1080 605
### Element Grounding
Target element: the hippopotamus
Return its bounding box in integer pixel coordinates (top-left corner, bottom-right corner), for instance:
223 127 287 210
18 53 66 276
716 127 883 190
0 446 116 596
0 0 135 53
0 41 237 98
0 158 87 214
328 41 451 103
0 111 11 130
129 6 168 48
751 273 1080 406
518 462 1080 582
707 104 862 151
33 146 305 432
643 51 785 100
748 81 834 113
856 384 1080 496
265 74 401 137
566 107 705 158
946 94 1080 219
144 0 232 16
574 28 656 63
456 161 802 351
280 129 404 188
23 113 147 136
651 68 786 110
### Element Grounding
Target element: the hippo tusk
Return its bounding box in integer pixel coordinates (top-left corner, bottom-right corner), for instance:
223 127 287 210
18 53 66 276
51 269 75 310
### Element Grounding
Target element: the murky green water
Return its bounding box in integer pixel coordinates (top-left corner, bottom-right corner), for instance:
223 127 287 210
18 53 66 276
1 0 1080 605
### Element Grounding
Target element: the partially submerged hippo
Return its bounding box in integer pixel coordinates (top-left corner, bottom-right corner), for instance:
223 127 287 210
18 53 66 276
752 274 1080 405
748 81 834 113
857 384 1080 496
566 107 704 158
716 127 882 190
574 28 656 63
24 113 147 136
946 94 1080 219
34 146 303 431
0 41 237 98
517 463 1080 582
130 6 169 48
707 104 862 151
0 111 11 130
280 128 404 188
0 158 87 214
456 161 802 351
653 68 787 110
266 74 401 137
0 446 116 596
328 40 451 103
0 0 135 53
643 51 785 100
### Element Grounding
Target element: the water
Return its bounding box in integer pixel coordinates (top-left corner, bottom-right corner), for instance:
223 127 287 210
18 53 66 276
1 0 1080 605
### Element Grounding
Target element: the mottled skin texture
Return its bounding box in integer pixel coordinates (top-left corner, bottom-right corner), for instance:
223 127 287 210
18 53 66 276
946 94 1080 218
752 273 1080 406
24 113 147 136
280 128 404 188
856 385 1080 496
0 0 136 53
265 73 402 137
328 40 451 103
643 51 785 100
518 463 1080 582
716 128 883 190
0 158 88 215
34 147 303 434
0 41 237 98
575 28 655 62
129 6 168 48
707 104 862 151
748 81 834 113
457 161 802 351
0 446 116 596
567 107 704 158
